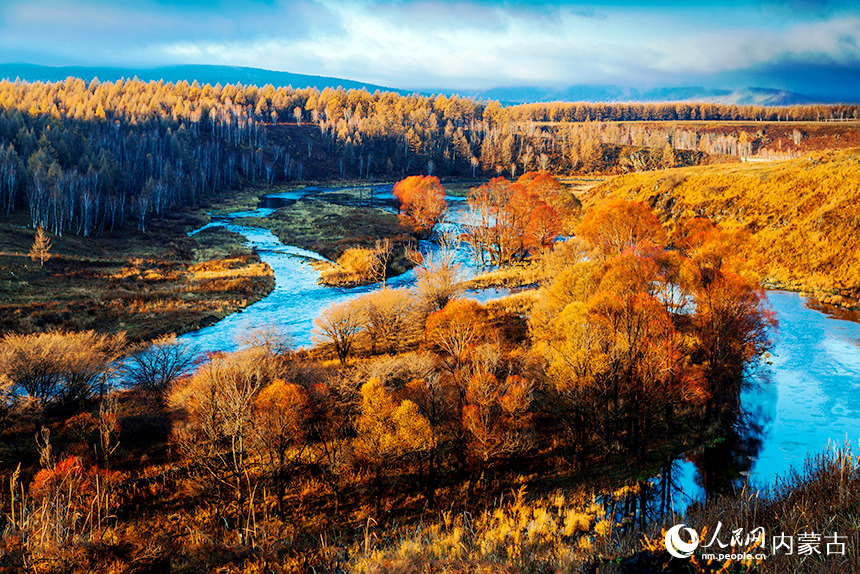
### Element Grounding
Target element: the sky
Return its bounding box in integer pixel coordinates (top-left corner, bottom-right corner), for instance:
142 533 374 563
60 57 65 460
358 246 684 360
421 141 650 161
0 0 858 97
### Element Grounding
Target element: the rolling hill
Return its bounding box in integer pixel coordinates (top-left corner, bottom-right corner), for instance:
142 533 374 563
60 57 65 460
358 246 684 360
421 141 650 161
584 149 860 305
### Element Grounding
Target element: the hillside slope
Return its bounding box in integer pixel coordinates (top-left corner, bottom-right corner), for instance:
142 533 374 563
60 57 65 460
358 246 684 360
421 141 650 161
0 63 406 94
585 150 860 303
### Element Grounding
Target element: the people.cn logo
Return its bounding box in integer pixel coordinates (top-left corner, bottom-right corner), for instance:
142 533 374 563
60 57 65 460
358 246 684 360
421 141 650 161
665 524 700 558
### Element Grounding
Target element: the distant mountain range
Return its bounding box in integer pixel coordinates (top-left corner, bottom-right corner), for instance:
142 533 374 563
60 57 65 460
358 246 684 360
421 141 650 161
0 63 842 106
0 63 409 95
467 85 827 106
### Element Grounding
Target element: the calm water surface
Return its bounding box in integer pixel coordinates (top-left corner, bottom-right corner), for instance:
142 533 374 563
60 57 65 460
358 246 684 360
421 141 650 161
673 290 860 505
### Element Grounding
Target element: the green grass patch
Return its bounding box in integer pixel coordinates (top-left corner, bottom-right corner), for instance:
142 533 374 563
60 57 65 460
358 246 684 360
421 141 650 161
198 184 307 217
236 197 415 278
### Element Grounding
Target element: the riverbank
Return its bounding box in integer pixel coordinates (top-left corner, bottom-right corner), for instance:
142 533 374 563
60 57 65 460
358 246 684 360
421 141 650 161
0 210 274 342
584 148 860 309
235 187 415 286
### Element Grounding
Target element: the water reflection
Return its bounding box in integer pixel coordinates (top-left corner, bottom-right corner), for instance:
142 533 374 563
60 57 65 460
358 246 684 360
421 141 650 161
668 291 860 512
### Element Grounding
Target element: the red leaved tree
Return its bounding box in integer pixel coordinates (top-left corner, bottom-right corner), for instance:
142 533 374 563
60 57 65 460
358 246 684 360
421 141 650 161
575 198 665 259
392 175 447 238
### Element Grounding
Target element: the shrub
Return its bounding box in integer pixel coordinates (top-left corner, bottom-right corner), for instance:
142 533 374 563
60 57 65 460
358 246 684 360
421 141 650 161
360 288 418 353
123 334 196 397
312 299 364 364
0 330 126 406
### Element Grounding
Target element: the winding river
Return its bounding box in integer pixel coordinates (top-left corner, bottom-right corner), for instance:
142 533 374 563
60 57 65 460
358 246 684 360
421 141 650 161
181 184 860 504
182 185 505 351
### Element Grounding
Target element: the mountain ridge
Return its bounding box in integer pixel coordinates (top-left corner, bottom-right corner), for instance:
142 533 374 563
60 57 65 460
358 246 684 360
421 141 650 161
466 85 831 106
0 63 846 106
0 63 410 96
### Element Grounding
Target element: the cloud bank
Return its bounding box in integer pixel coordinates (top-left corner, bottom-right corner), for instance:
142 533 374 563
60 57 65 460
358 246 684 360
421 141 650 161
1 0 858 97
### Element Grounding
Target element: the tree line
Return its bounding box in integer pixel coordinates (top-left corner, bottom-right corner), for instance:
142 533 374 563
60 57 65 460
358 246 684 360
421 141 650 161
0 108 265 237
0 77 856 238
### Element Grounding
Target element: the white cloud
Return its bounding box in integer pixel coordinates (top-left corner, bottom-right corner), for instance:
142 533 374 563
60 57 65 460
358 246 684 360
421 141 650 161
1 0 858 91
647 16 860 74
151 1 637 88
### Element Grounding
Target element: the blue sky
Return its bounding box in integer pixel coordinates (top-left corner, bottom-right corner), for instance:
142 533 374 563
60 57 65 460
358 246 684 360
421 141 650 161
1 0 858 97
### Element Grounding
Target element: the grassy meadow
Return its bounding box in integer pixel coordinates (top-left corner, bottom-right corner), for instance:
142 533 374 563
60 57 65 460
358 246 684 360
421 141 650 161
585 148 860 306
0 204 274 342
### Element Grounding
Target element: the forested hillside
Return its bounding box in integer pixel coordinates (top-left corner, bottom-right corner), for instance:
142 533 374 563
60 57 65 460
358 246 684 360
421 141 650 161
585 149 860 304
1 77 859 239
0 64 404 95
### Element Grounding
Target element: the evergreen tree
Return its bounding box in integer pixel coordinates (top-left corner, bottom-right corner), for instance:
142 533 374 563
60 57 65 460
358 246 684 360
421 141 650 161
28 225 52 268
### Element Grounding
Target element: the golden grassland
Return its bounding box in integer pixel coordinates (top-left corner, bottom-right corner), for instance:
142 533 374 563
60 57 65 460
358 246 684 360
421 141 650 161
0 214 274 341
556 176 608 199
585 148 860 305
462 241 592 292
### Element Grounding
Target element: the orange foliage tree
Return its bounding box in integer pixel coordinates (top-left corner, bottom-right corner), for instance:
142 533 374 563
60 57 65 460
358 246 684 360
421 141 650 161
424 299 490 369
516 171 581 230
462 372 533 487
575 198 665 259
464 172 574 267
353 377 435 510
168 347 281 531
683 223 775 418
392 175 447 238
534 199 773 458
254 378 311 512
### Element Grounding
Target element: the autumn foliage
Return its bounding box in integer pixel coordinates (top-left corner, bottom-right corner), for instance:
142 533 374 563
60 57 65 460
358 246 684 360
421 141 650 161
424 299 489 366
575 198 665 258
392 175 448 237
587 149 860 304
0 197 782 573
0 330 126 405
533 200 774 457
464 171 579 266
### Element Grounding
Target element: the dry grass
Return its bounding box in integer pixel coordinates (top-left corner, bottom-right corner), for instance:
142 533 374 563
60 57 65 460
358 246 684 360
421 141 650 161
350 487 610 573
586 148 860 304
317 247 380 287
463 262 543 290
484 290 540 316
350 445 860 574
639 443 860 574
0 218 274 342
